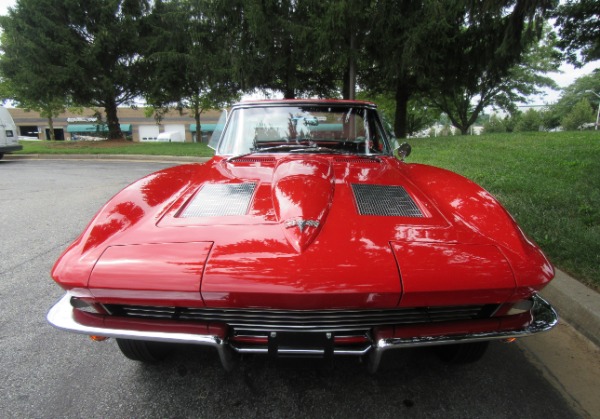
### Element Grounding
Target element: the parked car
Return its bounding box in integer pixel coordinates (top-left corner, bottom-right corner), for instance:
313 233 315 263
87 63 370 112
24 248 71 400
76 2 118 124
0 107 22 159
47 100 557 372
156 131 184 142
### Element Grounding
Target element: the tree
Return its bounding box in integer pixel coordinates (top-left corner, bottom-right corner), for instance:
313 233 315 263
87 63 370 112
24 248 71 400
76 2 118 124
63 0 151 139
554 0 600 66
483 114 508 133
515 108 543 131
548 71 600 127
215 0 339 99
362 1 445 138
0 1 73 140
561 98 595 130
425 9 560 135
361 1 559 137
0 0 151 140
357 91 440 137
140 0 240 140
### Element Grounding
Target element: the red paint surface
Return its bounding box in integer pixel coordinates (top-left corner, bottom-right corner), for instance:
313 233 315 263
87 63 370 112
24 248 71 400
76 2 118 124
51 101 553 314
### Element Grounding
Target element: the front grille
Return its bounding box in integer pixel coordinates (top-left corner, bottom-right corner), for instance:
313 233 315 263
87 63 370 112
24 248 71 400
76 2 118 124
103 304 496 333
351 184 423 217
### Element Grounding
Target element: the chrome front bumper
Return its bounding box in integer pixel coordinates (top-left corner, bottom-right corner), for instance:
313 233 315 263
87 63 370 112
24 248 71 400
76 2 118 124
47 293 558 372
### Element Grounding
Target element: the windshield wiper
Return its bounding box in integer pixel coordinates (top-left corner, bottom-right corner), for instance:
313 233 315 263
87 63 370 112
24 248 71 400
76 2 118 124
253 144 312 153
288 145 344 154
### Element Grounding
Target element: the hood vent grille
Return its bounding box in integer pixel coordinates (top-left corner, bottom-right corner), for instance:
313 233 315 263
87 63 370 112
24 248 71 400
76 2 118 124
352 184 423 217
180 183 256 217
229 156 275 164
334 156 381 164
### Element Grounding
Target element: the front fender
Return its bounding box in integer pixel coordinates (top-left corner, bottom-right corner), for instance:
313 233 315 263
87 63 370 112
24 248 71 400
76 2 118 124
404 163 554 294
51 164 199 291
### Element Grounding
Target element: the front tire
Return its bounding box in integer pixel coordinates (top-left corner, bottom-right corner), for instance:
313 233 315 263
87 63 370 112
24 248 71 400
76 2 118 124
435 342 489 364
116 338 173 363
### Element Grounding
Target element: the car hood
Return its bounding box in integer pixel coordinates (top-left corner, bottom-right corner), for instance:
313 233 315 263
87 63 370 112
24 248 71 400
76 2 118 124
52 154 553 309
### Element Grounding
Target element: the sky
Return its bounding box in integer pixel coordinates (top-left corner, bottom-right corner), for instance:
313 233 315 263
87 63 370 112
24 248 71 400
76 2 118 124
0 0 597 105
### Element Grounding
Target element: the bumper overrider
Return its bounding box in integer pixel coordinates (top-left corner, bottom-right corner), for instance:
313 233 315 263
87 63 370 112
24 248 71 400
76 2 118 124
47 293 558 372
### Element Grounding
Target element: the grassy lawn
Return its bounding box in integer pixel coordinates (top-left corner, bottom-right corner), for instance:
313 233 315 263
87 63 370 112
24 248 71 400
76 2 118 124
409 131 600 290
17 139 215 157
17 132 600 289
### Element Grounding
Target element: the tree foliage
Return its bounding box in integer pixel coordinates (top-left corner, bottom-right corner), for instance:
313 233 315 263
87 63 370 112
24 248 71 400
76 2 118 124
514 108 543 132
425 6 560 135
483 114 508 133
140 0 240 139
554 0 600 66
0 0 151 140
547 71 600 129
0 0 74 139
361 1 559 137
214 0 339 99
362 1 449 138
561 98 596 130
0 0 573 141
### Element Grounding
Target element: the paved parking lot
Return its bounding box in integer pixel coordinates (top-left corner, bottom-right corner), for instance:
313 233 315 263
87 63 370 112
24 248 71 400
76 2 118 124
0 159 581 418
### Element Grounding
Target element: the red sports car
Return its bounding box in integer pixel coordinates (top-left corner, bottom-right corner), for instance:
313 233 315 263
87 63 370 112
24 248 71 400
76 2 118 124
48 100 557 372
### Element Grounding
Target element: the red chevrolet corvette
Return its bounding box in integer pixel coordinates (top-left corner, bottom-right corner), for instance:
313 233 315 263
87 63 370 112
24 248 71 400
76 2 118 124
48 100 557 372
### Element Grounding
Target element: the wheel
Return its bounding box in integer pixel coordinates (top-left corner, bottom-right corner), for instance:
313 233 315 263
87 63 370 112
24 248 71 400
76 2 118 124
116 338 173 363
435 341 489 364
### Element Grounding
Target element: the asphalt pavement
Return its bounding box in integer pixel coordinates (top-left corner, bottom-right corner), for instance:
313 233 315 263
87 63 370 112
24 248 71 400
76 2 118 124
2 155 598 418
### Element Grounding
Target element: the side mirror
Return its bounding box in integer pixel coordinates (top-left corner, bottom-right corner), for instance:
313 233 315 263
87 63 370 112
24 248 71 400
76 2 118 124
395 142 412 160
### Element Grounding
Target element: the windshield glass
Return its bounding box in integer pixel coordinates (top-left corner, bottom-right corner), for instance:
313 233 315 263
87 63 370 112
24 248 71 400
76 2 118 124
208 109 227 150
216 105 390 156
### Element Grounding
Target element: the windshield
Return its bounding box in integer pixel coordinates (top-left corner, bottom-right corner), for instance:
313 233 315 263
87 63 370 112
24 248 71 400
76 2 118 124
215 105 391 156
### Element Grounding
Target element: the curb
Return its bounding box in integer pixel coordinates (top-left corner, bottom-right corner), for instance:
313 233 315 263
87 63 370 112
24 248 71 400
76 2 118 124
5 153 600 348
5 153 211 163
541 269 600 348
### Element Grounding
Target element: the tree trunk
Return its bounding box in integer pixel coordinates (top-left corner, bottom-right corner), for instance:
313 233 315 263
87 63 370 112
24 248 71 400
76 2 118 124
104 97 123 140
195 106 202 143
47 117 55 141
347 33 356 100
342 69 350 100
394 81 410 138
283 88 296 99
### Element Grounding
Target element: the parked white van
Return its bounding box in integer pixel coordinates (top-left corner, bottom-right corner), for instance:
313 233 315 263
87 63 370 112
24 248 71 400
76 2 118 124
0 107 21 159
156 131 184 142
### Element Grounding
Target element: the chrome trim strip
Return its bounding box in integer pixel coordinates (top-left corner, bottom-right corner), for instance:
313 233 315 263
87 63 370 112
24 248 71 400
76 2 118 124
367 293 558 372
47 294 225 347
47 293 239 371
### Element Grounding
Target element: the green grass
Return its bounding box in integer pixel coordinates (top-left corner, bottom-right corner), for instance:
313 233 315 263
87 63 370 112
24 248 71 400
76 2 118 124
18 132 600 288
17 139 215 157
409 131 600 290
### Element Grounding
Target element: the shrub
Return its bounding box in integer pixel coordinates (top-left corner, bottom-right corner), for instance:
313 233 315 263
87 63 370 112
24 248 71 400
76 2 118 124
515 108 542 132
483 114 506 133
561 98 595 130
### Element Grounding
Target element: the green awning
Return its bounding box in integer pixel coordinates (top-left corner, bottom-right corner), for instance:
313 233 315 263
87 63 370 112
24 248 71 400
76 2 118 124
67 124 132 133
190 123 217 132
